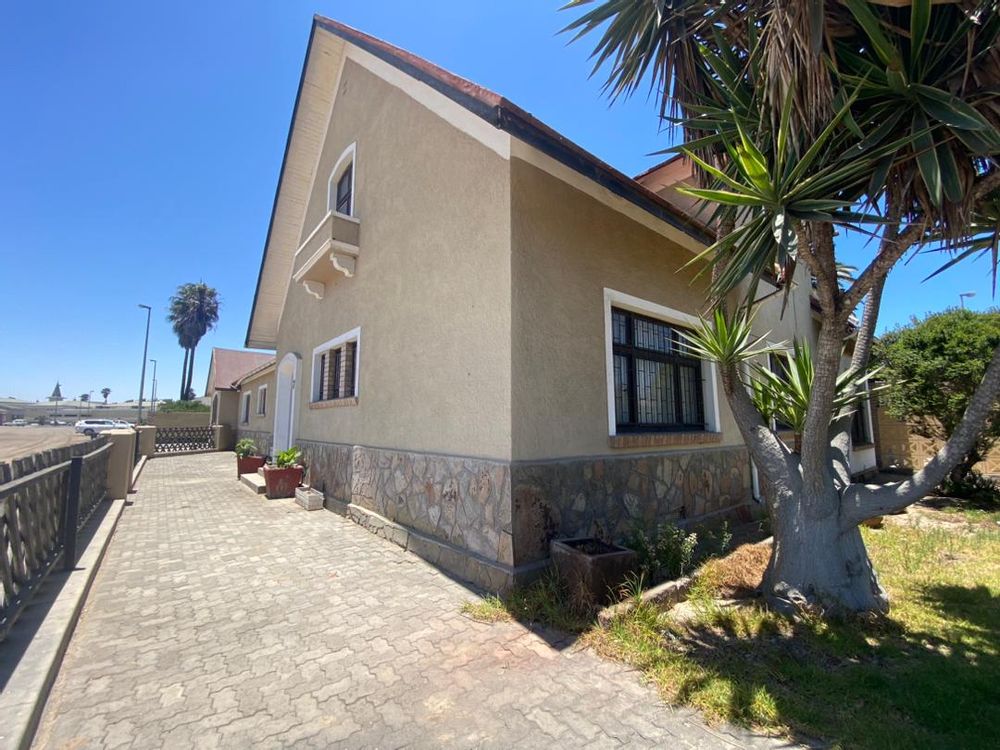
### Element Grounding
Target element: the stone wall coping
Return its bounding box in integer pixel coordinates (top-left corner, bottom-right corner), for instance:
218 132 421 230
608 431 723 449
308 397 359 410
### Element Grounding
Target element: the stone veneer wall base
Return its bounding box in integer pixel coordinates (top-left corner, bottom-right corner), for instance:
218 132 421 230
324 496 547 592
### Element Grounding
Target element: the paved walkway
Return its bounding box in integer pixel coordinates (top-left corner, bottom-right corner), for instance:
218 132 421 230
34 453 793 749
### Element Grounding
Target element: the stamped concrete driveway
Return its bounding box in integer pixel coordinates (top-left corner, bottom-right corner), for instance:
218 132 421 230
34 453 793 749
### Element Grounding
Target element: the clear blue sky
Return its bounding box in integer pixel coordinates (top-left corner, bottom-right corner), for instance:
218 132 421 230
1 1 995 403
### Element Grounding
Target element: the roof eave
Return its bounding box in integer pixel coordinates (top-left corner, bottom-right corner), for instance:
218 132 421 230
245 20 320 350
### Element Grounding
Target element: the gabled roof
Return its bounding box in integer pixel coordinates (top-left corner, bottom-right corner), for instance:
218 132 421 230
206 348 274 394
311 17 711 242
246 16 714 349
233 358 276 388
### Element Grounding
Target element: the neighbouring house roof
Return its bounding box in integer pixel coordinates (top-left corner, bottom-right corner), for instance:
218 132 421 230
246 16 715 349
205 348 274 395
233 359 276 389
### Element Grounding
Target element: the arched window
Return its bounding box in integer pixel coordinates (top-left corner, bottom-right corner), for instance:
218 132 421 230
328 142 356 217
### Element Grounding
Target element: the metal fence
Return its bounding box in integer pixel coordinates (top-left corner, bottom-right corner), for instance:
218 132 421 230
154 426 214 454
0 439 111 642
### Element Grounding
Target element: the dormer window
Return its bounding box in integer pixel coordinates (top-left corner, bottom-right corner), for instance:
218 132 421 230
328 142 357 218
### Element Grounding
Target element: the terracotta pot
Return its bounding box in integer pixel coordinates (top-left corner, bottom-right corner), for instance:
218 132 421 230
263 465 303 499
236 455 266 478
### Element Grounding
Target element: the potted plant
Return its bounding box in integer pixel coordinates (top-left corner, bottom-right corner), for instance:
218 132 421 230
263 446 304 499
234 438 266 479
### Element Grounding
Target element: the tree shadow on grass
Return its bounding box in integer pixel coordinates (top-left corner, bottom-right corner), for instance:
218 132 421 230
623 584 1000 750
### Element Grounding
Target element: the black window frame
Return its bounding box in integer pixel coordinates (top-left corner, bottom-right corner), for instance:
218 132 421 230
851 402 873 446
612 307 706 433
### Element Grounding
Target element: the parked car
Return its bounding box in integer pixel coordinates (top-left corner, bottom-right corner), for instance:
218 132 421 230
112 419 134 429
74 418 131 436
10 418 27 426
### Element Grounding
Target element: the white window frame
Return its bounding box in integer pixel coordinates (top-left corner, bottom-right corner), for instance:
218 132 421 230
851 384 876 447
603 288 721 437
256 384 268 416
311 326 361 403
327 142 357 218
240 392 251 424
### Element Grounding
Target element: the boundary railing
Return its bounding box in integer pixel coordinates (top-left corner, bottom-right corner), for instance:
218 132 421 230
154 426 214 454
0 439 111 642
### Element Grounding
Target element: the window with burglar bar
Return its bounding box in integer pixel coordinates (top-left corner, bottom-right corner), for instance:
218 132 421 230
612 308 705 432
315 340 357 402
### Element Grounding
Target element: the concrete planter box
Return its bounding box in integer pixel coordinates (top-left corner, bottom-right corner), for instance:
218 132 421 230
295 487 324 511
550 538 637 605
263 466 303 499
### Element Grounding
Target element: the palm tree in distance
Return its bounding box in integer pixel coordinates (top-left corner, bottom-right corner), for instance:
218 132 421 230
101 388 111 404
168 282 220 400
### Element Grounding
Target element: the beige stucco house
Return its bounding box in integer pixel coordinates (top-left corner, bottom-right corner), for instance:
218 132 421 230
206 347 274 432
244 16 874 590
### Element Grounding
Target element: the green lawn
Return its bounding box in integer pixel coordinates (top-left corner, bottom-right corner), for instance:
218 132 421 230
593 520 1000 749
464 512 1000 749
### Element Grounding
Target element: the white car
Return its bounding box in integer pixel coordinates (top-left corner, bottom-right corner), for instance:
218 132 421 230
74 419 132 436
10 418 27 426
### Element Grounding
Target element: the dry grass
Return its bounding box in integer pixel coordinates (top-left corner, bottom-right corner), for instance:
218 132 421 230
696 540 771 599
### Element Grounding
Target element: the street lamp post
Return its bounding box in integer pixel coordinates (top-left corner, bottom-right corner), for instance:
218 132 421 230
89 390 94 413
137 304 152 425
150 359 158 417
959 291 976 309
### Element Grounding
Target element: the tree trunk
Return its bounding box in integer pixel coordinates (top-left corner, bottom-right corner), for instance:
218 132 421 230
765 492 889 614
186 346 197 400
180 348 189 400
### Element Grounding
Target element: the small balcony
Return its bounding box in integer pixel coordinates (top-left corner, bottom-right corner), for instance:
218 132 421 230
292 212 361 300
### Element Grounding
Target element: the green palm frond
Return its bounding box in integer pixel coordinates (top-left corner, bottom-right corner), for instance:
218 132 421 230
678 308 784 370
748 340 888 435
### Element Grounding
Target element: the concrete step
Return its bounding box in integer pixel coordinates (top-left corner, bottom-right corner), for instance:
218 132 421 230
240 472 267 495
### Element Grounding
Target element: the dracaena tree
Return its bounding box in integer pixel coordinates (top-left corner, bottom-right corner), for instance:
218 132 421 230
565 0 1000 613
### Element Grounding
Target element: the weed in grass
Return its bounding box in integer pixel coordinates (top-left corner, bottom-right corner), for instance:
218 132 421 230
461 573 597 633
461 595 511 623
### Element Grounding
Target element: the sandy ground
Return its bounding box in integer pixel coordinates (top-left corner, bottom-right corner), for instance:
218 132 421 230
0 425 88 464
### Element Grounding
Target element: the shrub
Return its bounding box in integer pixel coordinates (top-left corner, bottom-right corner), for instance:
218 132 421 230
234 438 257 458
625 523 699 583
937 470 1000 506
273 446 302 469
158 399 210 413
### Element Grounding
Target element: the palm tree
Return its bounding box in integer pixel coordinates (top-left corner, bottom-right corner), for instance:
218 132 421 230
101 387 111 404
168 282 220 400
565 0 1000 613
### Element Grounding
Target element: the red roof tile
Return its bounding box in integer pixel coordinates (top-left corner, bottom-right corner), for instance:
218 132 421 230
208 349 274 392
